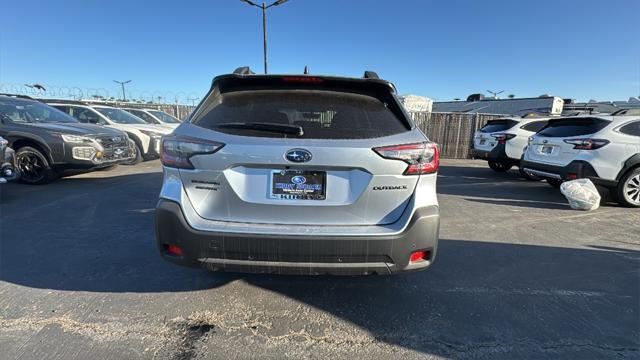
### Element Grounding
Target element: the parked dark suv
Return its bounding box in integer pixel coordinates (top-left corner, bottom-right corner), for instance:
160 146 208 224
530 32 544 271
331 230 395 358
0 94 135 184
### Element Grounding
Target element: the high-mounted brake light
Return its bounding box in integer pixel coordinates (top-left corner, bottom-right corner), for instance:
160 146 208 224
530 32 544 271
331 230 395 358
563 138 609 150
373 142 439 175
491 133 516 145
282 76 324 84
161 136 224 169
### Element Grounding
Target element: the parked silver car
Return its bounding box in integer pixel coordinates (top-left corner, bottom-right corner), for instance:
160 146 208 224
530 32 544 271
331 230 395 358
155 68 441 275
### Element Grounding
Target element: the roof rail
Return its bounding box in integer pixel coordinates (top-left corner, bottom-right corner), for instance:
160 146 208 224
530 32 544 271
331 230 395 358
38 98 87 105
233 66 255 75
610 108 640 116
0 93 35 100
363 71 379 79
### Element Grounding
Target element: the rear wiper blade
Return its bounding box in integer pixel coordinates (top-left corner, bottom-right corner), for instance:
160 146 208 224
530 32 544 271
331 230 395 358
215 122 303 136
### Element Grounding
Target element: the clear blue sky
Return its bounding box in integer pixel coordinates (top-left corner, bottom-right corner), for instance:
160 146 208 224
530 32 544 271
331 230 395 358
1 0 639 103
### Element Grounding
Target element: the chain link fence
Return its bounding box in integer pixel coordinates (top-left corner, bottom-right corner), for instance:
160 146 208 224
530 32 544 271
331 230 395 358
411 112 503 159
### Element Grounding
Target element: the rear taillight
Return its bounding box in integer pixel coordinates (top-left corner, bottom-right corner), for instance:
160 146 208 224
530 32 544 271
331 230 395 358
491 133 516 144
161 136 224 169
373 142 439 175
563 138 609 150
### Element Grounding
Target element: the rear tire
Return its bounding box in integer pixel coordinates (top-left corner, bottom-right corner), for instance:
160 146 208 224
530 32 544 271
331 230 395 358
547 179 563 189
488 161 512 173
614 167 640 208
16 146 57 185
122 144 143 165
519 167 541 181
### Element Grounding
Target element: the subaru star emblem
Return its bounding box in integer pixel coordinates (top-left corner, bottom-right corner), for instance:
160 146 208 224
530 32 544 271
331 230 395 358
542 139 548 144
285 149 312 163
291 175 307 184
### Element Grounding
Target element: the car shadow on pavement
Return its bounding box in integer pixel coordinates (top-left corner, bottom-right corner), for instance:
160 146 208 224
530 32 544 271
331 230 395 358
0 172 234 293
236 239 639 358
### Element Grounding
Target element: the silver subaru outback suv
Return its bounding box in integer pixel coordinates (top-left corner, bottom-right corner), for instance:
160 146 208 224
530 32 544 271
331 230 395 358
155 68 440 275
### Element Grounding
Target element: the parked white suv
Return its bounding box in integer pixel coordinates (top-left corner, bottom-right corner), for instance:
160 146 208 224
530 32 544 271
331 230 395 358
123 108 180 129
521 115 640 207
49 103 171 164
471 116 552 179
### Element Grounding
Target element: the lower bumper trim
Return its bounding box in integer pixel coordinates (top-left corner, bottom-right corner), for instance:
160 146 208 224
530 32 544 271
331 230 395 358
523 168 562 179
155 199 440 275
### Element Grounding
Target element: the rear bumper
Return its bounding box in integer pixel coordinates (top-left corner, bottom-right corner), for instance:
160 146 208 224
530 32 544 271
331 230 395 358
520 159 617 187
155 199 440 275
471 144 518 165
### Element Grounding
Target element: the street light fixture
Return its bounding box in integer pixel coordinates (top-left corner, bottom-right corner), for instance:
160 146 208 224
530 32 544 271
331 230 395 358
486 89 504 99
240 0 291 74
113 80 132 101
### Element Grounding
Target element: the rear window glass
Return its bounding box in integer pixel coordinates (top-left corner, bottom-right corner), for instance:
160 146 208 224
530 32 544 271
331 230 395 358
192 90 409 139
619 121 640 136
521 120 549 132
537 118 610 137
479 120 518 133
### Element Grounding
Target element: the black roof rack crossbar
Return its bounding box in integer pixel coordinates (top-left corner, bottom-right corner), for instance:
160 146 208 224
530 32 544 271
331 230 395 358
233 66 255 75
363 71 379 79
0 93 35 100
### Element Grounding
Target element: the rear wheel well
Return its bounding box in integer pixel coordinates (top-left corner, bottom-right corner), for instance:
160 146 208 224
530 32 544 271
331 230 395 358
621 164 640 178
11 139 52 163
616 154 640 180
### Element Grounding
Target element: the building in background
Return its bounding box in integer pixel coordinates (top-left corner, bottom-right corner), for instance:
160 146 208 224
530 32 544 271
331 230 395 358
433 95 564 116
399 94 433 112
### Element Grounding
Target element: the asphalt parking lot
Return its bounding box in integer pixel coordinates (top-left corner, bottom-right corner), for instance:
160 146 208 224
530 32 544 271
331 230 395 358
0 159 638 359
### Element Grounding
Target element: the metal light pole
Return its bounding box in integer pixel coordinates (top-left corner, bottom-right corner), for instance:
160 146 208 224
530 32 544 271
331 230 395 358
113 80 131 101
240 0 290 74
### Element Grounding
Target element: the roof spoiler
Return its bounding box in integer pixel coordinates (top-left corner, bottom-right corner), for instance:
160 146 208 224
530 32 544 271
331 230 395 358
363 71 379 79
233 66 255 75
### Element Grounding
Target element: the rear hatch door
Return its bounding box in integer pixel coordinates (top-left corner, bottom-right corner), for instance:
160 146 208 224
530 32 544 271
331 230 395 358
473 119 519 151
527 117 610 166
179 85 425 226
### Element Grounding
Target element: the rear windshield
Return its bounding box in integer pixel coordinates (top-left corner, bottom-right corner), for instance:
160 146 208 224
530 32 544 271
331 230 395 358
192 90 409 139
479 119 518 133
537 118 610 137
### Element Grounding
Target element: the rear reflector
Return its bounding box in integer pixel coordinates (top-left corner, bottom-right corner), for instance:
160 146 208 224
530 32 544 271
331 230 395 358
164 244 184 257
409 251 429 263
567 173 578 180
373 142 439 175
